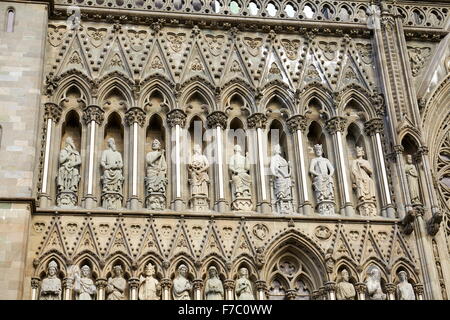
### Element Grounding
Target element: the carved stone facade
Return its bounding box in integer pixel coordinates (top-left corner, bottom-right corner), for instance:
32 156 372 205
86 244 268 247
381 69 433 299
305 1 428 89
0 0 449 300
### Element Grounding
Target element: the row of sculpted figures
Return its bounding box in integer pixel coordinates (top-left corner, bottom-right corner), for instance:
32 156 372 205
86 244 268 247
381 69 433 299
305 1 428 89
34 259 423 300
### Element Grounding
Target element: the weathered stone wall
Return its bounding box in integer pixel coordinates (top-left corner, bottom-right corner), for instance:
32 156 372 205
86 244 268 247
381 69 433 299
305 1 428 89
0 1 48 198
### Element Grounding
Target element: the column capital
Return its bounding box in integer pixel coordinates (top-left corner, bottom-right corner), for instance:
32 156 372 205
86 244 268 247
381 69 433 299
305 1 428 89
167 109 187 128
324 281 336 293
95 278 107 288
223 279 235 290
318 286 326 299
31 277 41 289
417 146 429 156
247 113 267 129
128 277 140 289
206 111 227 130
44 102 63 123
413 284 424 296
160 278 172 289
286 289 297 300
62 277 74 290
325 116 347 135
354 282 367 294
364 117 384 136
311 290 320 300
83 105 105 125
385 283 396 295
125 107 146 127
255 280 267 291
393 144 405 155
287 114 308 133
192 279 203 290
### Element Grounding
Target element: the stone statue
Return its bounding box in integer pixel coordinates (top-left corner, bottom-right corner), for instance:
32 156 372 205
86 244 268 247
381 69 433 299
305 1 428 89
204 266 224 300
145 139 168 210
270 144 293 214
350 146 377 216
188 144 210 211
39 260 62 300
73 265 97 300
405 154 421 204
106 265 127 300
101 138 124 209
172 264 192 300
57 137 81 207
138 263 161 300
396 271 415 300
366 266 386 300
309 144 335 215
235 268 254 300
335 269 356 300
229 144 252 211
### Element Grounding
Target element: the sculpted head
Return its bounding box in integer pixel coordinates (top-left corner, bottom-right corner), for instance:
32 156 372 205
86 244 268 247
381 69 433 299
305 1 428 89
368 266 381 282
356 146 365 158
406 154 413 164
108 138 117 151
145 263 156 277
81 265 91 277
341 269 350 282
314 144 323 157
178 264 188 278
65 137 75 149
398 271 408 282
273 144 281 155
48 260 58 277
208 266 218 278
113 265 123 277
152 139 161 151
234 144 242 154
193 144 201 155
239 267 249 279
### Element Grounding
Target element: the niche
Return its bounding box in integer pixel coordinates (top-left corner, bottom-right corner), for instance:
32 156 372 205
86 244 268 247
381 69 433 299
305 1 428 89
307 121 327 157
187 115 207 158
346 122 365 162
61 110 82 153
104 112 124 154
227 117 247 160
267 119 288 159
146 114 165 155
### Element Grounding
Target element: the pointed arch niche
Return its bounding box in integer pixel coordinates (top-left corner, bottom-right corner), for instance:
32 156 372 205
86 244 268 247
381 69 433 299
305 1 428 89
401 134 423 206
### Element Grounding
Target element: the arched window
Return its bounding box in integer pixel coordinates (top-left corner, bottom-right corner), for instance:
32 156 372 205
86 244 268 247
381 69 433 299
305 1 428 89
6 8 15 33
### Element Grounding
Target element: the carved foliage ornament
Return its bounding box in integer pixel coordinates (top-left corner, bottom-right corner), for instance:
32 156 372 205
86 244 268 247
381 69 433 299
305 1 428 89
206 111 227 130
281 39 301 60
244 37 263 57
48 25 67 47
125 107 146 127
325 116 347 135
247 113 267 129
87 27 107 48
287 115 307 133
407 46 432 77
252 224 269 240
167 109 187 128
205 34 225 56
166 32 185 53
364 118 384 136
127 29 147 52
314 226 332 240
83 105 105 125
355 43 373 64
44 103 63 123
318 41 338 61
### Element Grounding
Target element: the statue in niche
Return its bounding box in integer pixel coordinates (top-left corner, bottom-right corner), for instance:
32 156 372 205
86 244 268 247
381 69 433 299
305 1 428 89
145 139 168 210
309 144 335 215
57 137 81 207
106 265 127 300
405 154 421 204
101 138 124 209
270 144 293 214
39 260 62 300
139 263 161 300
396 271 415 300
335 269 356 300
235 267 254 300
350 146 377 216
188 144 210 211
366 266 386 300
73 265 97 300
172 264 192 300
204 266 224 300
229 144 252 211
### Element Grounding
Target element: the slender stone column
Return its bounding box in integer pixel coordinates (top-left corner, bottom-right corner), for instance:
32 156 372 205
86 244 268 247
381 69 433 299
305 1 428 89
247 113 270 213
63 277 74 300
325 116 354 216
39 102 63 207
125 107 146 210
128 277 140 300
255 280 267 300
223 279 235 300
95 278 107 300
207 111 228 213
167 109 187 211
31 277 41 300
193 279 203 300
82 105 105 209
414 284 424 300
385 283 396 300
160 278 172 300
287 115 312 215
355 283 367 300
324 281 336 300
365 118 395 218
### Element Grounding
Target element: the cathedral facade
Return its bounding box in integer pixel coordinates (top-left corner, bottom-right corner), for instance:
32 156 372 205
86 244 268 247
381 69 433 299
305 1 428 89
0 0 449 300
